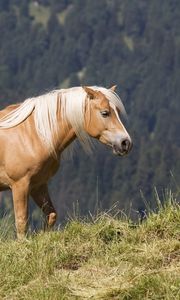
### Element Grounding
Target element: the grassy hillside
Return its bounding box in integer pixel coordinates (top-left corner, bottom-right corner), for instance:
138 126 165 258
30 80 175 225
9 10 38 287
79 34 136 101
0 197 179 299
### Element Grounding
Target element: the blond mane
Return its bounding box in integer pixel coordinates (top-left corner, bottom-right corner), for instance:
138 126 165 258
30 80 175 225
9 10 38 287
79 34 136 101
0 86 126 156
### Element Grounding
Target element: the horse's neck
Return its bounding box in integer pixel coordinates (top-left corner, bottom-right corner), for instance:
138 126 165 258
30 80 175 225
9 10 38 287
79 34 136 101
56 117 76 154
58 128 76 153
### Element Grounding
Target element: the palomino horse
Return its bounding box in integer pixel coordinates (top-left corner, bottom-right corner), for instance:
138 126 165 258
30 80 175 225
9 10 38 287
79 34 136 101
0 86 132 238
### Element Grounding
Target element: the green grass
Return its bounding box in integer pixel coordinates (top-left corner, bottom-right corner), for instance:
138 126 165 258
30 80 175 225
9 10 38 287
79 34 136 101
0 198 179 299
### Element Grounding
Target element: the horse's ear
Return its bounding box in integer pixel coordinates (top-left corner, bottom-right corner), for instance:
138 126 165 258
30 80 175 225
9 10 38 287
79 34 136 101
83 86 97 99
109 85 117 92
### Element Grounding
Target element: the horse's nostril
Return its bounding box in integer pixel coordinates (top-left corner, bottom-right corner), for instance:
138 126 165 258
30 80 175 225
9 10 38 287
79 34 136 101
121 139 130 151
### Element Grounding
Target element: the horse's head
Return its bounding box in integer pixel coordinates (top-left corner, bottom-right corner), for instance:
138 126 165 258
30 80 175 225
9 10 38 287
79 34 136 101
83 86 132 156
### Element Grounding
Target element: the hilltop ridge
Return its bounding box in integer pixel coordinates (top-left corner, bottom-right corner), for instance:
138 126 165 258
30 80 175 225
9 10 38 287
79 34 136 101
0 197 179 299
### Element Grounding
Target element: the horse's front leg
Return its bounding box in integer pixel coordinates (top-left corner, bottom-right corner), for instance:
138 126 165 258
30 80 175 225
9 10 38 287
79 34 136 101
31 184 57 230
12 179 29 239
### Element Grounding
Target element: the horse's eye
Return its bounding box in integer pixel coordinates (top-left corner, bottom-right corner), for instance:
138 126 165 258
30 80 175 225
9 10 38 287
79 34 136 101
100 110 110 118
101 110 110 118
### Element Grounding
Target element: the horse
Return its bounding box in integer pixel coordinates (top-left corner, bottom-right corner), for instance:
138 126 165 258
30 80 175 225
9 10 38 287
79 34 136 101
0 85 132 239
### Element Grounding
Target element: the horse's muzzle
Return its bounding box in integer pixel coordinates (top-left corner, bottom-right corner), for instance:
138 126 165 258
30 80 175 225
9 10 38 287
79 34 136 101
113 138 133 156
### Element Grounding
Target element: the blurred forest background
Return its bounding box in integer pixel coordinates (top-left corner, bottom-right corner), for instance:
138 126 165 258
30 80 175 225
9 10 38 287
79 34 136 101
0 0 179 224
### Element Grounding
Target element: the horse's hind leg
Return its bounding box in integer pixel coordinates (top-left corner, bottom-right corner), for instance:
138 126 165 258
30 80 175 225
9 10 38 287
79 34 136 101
31 184 57 230
12 179 29 239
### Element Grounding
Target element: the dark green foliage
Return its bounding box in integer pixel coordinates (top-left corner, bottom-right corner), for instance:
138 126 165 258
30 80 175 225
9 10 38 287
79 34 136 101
0 1 179 224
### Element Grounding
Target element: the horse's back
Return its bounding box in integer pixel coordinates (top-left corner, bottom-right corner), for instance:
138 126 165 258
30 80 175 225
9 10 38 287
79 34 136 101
0 103 20 118
0 103 21 159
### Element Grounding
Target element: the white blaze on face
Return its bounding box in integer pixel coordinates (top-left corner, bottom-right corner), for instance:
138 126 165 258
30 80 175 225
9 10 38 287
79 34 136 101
109 102 131 143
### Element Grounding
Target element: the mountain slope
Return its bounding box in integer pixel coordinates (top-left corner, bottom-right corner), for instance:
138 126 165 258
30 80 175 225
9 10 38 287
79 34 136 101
0 0 179 222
